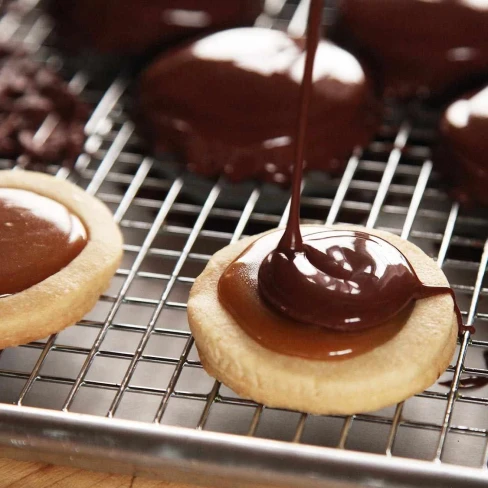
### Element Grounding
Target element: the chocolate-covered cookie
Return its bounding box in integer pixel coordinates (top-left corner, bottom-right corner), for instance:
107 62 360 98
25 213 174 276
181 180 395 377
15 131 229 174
138 28 380 184
435 85 488 206
332 0 488 100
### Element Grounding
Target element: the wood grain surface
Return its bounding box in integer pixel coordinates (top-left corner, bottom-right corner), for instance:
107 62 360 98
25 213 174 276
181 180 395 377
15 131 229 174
0 458 199 488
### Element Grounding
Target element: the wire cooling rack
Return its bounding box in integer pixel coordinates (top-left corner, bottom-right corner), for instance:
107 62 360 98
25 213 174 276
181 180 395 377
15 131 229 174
0 1 487 487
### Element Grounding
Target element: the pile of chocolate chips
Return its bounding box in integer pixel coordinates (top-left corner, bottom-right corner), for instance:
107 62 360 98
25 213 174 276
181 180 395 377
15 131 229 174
0 44 88 168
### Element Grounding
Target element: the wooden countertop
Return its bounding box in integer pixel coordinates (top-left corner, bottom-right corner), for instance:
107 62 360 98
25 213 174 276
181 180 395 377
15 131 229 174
0 458 198 488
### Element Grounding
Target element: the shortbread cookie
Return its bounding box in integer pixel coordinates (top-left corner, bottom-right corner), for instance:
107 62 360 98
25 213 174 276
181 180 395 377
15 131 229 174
188 225 457 415
0 170 123 348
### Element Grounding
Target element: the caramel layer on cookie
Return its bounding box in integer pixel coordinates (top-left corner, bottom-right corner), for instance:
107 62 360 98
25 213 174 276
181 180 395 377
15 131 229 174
0 188 87 295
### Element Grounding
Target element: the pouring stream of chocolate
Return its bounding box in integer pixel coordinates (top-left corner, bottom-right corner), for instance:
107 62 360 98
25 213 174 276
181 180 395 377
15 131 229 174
276 0 324 256
219 0 467 359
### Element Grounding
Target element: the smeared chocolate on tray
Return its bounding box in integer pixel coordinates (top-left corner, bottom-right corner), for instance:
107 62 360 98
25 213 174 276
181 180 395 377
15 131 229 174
48 0 263 55
332 0 488 100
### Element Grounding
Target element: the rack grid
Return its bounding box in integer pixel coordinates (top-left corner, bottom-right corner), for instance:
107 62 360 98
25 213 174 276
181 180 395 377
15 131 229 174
0 1 487 486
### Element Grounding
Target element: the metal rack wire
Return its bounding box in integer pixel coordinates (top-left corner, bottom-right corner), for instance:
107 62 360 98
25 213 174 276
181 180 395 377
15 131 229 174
0 1 487 486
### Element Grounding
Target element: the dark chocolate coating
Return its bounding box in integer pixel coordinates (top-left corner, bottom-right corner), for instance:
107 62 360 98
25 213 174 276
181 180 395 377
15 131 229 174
332 0 488 100
435 85 488 206
0 44 88 168
49 0 262 55
259 230 421 330
138 27 380 184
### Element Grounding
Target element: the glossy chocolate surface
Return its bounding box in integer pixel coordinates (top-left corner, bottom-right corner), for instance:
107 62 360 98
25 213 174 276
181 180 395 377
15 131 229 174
219 228 410 360
49 0 262 55
436 85 488 206
0 44 88 168
333 0 488 99
138 27 380 184
0 188 87 295
257 228 464 332
259 229 421 330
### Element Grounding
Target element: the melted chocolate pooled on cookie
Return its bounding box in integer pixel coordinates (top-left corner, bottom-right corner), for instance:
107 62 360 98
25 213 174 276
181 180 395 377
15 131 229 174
435 85 488 206
218 0 465 358
0 44 88 168
258 229 463 331
219 227 415 360
0 188 87 296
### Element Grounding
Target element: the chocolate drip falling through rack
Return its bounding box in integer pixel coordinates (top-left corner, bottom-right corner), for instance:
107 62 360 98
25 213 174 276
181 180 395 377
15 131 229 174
0 1 487 486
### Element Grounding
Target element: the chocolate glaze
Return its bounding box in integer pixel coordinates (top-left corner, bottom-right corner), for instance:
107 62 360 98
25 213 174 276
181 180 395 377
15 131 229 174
259 229 462 331
49 0 262 55
332 0 488 100
217 0 464 359
435 85 488 206
0 44 88 168
138 27 380 184
219 228 411 360
0 188 87 296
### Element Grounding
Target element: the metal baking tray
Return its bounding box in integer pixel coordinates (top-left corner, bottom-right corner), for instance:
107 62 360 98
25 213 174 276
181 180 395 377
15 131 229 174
0 1 487 487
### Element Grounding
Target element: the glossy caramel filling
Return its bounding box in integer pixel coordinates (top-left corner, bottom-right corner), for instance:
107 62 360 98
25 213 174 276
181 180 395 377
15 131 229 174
219 229 412 360
0 188 87 296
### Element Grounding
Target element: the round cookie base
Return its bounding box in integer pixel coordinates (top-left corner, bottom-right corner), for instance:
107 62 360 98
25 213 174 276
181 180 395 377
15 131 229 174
188 225 458 415
0 170 123 349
